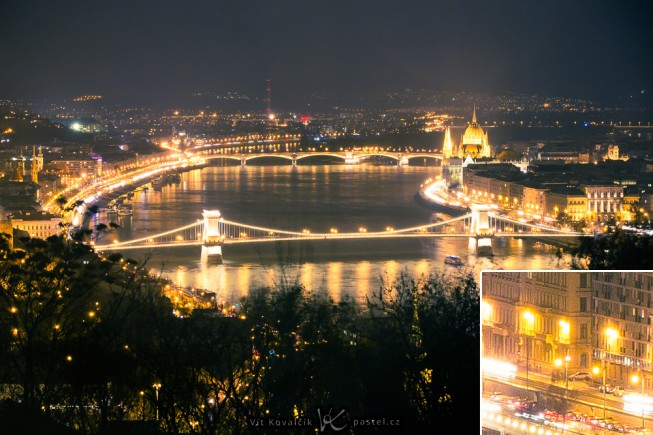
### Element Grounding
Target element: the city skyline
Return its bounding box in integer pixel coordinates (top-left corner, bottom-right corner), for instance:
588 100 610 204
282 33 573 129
1 1 652 106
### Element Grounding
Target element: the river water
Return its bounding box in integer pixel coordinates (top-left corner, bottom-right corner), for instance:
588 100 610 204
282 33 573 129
109 163 567 303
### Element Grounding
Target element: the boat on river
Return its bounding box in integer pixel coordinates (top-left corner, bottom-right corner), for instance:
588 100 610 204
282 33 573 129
444 255 464 266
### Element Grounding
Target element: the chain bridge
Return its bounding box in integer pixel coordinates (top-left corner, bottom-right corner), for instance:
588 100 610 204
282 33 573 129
94 205 586 262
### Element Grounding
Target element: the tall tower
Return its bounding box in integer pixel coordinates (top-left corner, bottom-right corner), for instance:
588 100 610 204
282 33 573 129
37 146 44 171
9 164 23 182
18 147 26 176
442 126 454 158
265 79 274 121
30 146 38 184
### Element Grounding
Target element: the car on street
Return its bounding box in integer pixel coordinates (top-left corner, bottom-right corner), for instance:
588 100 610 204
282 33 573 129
598 384 615 393
568 371 592 381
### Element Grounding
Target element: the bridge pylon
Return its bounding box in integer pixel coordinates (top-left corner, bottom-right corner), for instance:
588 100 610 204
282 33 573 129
398 154 410 166
202 210 224 263
470 204 494 255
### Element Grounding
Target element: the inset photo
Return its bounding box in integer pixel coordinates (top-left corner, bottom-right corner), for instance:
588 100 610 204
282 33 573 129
481 271 653 435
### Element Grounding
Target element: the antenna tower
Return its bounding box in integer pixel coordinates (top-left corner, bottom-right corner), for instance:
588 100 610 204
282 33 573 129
266 79 273 119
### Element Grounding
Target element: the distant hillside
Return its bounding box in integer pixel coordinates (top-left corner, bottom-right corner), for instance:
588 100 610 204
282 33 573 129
0 111 91 145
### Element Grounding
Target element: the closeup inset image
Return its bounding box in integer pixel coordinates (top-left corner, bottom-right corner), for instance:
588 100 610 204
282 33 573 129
481 271 653 435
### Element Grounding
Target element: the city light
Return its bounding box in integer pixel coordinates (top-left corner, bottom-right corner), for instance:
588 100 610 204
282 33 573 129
481 357 517 379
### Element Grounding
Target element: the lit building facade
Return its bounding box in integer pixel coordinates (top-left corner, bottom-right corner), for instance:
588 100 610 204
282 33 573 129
545 188 588 221
482 272 593 376
9 210 63 239
482 271 653 394
591 272 653 390
583 185 624 222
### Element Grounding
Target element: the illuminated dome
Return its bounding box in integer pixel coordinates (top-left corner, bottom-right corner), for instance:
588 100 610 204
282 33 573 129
462 124 485 145
462 107 484 144
459 106 491 158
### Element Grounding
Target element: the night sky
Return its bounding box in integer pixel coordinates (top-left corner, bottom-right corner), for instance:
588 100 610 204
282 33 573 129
1 0 652 106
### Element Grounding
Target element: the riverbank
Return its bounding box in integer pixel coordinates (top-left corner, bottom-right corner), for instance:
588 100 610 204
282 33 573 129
414 189 470 216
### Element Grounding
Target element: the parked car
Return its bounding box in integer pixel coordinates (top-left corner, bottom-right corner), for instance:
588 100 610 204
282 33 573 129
599 384 615 393
613 386 626 397
569 371 593 381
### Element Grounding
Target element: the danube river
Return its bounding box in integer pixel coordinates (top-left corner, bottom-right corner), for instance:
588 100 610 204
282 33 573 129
108 163 568 303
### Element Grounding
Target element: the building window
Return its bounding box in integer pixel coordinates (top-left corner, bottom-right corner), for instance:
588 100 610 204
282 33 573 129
580 297 588 312
580 324 588 340
580 353 588 368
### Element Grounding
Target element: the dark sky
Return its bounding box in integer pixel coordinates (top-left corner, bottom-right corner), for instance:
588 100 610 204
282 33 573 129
1 0 652 106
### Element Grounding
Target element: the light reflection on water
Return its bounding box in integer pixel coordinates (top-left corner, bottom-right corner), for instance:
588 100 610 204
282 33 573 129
110 165 569 303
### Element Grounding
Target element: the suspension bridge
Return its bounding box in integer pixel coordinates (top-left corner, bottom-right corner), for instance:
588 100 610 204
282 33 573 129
93 205 586 262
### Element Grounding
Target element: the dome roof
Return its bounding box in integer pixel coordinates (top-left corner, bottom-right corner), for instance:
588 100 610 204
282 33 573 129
463 123 485 142
461 106 485 144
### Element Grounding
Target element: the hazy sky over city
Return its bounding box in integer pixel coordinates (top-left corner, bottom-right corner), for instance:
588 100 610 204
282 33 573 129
1 0 652 105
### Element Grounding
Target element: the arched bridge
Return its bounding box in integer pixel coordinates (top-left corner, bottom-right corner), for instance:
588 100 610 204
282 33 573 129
94 206 586 261
198 150 443 166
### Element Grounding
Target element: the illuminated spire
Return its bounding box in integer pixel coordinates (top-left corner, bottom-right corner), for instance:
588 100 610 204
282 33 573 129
472 104 477 124
37 146 44 171
30 146 38 184
18 147 26 176
9 164 23 182
442 126 454 158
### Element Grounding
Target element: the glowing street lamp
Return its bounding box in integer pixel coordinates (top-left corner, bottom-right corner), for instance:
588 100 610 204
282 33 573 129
153 383 162 422
555 353 572 390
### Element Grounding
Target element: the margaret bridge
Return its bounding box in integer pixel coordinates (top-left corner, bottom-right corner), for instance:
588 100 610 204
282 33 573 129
195 149 444 166
93 205 586 261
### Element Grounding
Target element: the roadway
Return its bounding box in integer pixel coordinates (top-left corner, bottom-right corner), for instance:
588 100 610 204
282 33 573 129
483 368 652 434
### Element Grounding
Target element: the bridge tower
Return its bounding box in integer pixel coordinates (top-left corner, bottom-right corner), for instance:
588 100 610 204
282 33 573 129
469 204 494 255
397 154 410 166
202 210 224 263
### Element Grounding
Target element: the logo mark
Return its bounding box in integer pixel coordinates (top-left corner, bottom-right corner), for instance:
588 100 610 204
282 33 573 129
317 408 347 432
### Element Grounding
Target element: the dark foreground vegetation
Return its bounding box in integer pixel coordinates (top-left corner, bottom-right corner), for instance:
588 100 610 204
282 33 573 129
0 234 480 434
572 229 653 269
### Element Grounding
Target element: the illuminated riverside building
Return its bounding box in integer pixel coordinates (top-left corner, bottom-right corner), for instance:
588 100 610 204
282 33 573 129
46 156 103 186
482 272 593 378
440 108 492 161
584 185 624 222
8 210 62 239
460 162 630 222
482 272 653 393
545 187 588 222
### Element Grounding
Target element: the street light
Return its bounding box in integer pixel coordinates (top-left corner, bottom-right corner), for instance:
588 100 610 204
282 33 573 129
593 364 607 418
601 327 619 419
139 390 145 421
563 353 571 390
555 354 572 391
631 373 645 430
153 383 162 422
